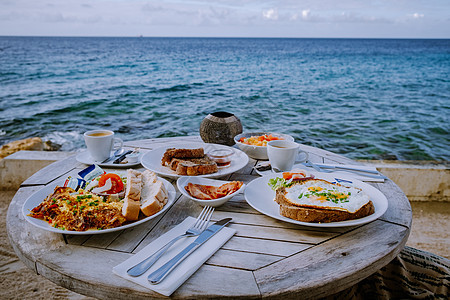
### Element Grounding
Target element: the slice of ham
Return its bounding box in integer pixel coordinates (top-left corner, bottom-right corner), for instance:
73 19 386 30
185 181 243 200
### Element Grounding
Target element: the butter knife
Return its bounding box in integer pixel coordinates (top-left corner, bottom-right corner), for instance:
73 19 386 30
147 218 232 284
113 150 133 164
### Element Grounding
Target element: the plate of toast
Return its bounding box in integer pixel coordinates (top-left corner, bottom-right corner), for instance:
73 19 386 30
244 172 388 227
140 142 249 179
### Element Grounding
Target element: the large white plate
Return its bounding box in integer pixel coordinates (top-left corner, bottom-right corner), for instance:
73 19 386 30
141 142 249 179
244 172 388 227
22 177 176 235
76 149 142 168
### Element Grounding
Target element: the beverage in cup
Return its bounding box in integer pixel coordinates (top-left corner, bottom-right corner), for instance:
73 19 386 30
83 130 123 162
267 140 309 172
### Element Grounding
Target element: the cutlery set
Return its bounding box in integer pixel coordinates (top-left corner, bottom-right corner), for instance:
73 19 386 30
127 206 231 284
101 148 135 164
302 161 388 180
254 160 387 180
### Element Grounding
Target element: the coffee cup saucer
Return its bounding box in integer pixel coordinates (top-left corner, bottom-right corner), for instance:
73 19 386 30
76 149 141 168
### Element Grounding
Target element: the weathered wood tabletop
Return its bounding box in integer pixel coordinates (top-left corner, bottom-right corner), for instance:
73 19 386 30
7 136 412 299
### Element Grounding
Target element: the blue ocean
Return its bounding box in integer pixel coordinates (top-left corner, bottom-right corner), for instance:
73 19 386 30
0 37 449 161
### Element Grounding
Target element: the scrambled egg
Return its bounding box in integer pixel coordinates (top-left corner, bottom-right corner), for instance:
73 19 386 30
29 186 126 231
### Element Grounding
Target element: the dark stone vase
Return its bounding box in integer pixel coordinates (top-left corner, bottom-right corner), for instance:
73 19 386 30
199 112 243 146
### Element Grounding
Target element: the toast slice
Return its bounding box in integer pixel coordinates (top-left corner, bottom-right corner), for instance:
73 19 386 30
122 169 142 221
174 156 218 176
162 147 218 176
161 148 205 166
274 179 374 223
140 170 168 217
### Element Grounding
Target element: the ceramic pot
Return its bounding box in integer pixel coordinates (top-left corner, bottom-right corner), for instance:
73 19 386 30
200 112 243 146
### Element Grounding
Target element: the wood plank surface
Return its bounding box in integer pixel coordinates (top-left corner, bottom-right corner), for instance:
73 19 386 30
376 179 412 228
254 220 409 299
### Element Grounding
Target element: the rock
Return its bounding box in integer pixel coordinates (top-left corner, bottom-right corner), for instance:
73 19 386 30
44 140 62 151
0 137 44 159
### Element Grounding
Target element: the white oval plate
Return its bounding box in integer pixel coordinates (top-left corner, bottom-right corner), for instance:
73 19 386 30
244 172 388 228
76 149 142 168
22 177 176 235
177 176 245 207
141 142 249 179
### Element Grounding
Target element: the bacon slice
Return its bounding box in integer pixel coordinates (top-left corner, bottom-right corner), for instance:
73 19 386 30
185 181 243 200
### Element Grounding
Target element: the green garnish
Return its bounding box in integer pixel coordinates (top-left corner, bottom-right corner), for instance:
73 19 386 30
268 177 293 190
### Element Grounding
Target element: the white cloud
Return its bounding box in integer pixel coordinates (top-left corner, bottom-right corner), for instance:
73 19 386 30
410 13 424 19
301 9 310 20
262 8 278 20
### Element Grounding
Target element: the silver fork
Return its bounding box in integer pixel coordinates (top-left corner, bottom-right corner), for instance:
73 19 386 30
127 206 214 277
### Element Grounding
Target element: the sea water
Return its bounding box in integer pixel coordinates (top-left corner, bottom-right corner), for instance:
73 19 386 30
0 37 449 161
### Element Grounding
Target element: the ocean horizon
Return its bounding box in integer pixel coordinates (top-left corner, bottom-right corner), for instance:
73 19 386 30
0 36 449 161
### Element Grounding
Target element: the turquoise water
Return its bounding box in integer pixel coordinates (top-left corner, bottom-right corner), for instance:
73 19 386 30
0 37 449 161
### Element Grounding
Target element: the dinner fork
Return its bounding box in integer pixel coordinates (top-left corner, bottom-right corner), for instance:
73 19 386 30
127 206 215 277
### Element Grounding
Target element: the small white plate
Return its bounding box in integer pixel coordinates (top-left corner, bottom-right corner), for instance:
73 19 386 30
177 177 245 207
22 177 176 235
141 142 249 179
244 171 388 228
76 149 142 168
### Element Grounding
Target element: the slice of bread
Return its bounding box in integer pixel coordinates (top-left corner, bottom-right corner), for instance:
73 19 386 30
140 170 168 216
161 147 218 176
277 201 374 223
161 148 205 166
122 169 142 221
175 157 218 176
274 179 374 223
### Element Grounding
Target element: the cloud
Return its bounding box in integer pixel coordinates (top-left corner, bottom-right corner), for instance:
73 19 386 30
301 9 310 20
410 13 424 19
262 8 278 20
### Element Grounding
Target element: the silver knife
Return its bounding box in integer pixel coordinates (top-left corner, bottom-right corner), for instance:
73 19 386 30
147 218 232 284
313 163 381 174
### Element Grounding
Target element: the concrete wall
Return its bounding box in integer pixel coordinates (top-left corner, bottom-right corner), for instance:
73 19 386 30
0 150 75 190
359 160 449 202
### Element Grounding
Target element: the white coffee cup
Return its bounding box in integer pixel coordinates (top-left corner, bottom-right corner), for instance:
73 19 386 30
267 140 309 172
83 130 123 162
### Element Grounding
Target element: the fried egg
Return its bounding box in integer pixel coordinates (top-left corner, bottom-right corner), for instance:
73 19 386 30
285 179 370 213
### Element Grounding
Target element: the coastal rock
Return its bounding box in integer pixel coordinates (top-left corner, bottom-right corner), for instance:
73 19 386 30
0 138 63 159
0 138 44 159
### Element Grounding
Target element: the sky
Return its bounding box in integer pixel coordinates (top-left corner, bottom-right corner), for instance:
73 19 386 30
0 0 449 38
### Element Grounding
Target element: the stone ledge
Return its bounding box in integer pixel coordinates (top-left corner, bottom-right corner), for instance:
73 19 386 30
0 150 75 190
358 160 449 202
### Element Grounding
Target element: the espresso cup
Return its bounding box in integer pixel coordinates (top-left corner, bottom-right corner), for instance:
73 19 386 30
267 140 309 172
83 130 123 162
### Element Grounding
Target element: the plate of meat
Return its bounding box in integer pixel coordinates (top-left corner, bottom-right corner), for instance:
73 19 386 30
177 176 245 207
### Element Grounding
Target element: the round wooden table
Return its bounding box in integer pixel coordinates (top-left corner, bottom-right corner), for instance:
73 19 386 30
7 136 412 299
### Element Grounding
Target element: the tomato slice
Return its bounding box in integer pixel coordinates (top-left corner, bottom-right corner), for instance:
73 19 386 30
283 172 294 180
98 173 124 194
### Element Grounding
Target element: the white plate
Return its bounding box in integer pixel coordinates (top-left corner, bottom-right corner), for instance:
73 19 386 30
76 149 142 168
177 177 245 207
22 177 176 235
141 142 249 179
244 172 388 228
